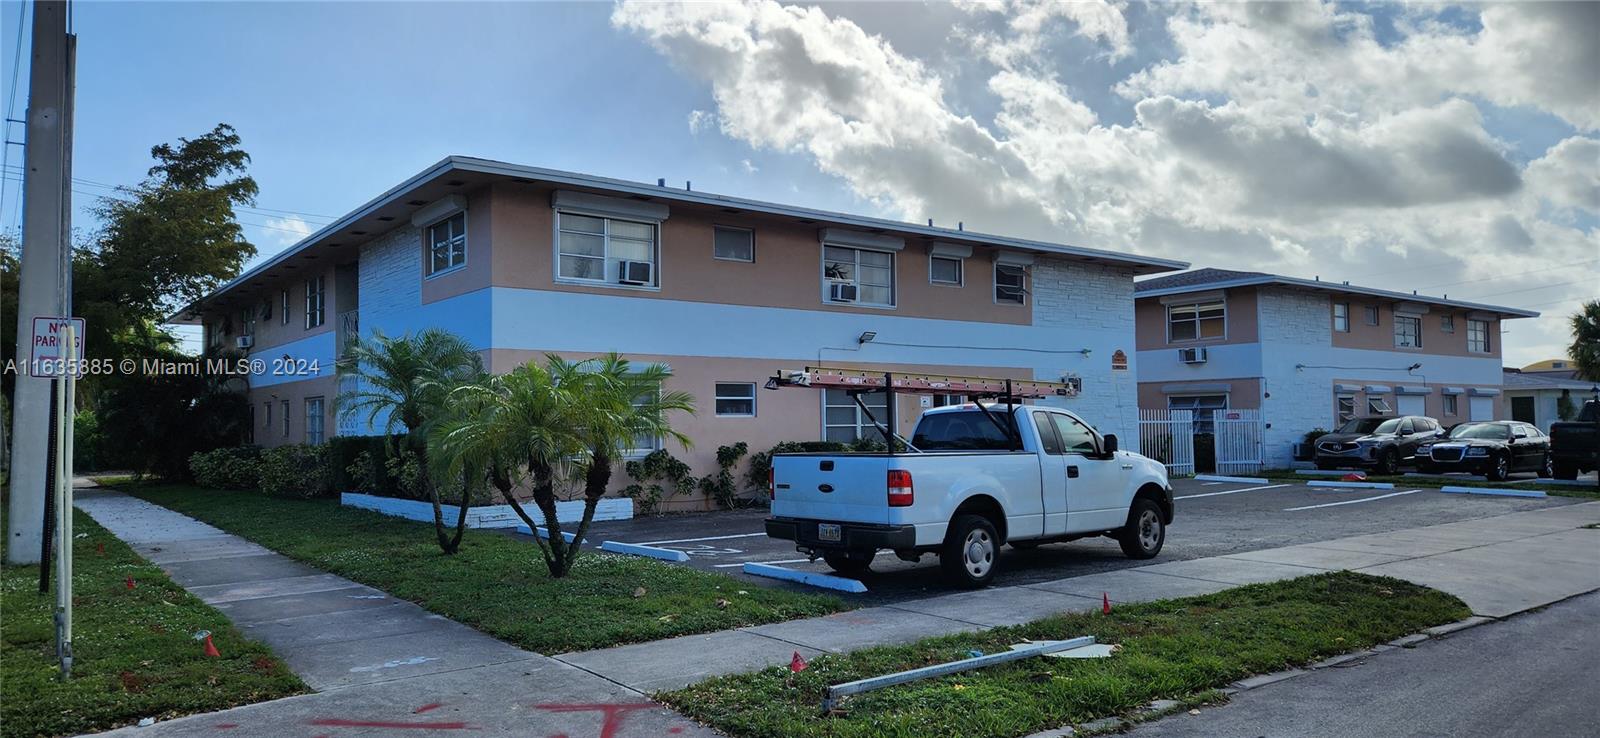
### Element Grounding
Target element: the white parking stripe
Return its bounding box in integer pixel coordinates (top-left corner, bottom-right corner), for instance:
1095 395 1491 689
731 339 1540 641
1200 482 1223 486
637 532 768 545
1285 490 1420 511
714 558 810 568
1176 483 1290 500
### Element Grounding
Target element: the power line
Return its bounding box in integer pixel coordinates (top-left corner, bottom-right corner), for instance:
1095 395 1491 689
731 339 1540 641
1418 260 1598 290
1464 279 1589 300
0 0 26 227
0 174 319 236
1 164 337 223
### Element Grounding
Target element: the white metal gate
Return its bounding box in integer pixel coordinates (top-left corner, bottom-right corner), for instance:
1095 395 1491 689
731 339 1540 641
1138 409 1195 476
1211 409 1265 475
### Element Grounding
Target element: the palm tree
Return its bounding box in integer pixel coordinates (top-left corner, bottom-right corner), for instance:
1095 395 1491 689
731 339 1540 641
1570 300 1600 382
337 328 483 554
433 353 693 577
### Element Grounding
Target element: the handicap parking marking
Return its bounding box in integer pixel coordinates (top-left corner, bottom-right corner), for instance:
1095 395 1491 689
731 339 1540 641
714 558 811 568
654 543 747 557
1176 483 1293 500
636 532 768 546
1284 489 1421 511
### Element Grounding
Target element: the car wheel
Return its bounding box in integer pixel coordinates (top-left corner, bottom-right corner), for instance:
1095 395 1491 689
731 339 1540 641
1538 454 1554 479
940 514 999 588
1553 461 1578 481
1118 499 1166 560
822 551 873 576
1377 449 1400 476
1486 453 1510 482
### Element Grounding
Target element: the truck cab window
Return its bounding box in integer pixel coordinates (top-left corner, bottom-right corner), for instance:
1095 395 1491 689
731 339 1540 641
912 410 1018 451
1049 414 1098 454
1032 412 1064 454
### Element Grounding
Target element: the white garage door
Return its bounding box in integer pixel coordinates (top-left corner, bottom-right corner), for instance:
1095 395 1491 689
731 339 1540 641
1397 395 1426 417
1469 396 1494 421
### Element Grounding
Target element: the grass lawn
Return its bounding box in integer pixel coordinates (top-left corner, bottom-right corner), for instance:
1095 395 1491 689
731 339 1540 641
1254 469 1600 499
1 510 305 738
662 572 1468 738
127 484 846 653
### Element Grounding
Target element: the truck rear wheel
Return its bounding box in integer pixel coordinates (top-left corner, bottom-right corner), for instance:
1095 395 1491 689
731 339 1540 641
822 551 873 576
1118 499 1165 560
940 514 999 588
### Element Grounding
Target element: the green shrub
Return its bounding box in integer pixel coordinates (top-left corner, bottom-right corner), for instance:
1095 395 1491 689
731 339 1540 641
257 445 332 499
697 442 749 510
187 446 263 490
622 449 697 514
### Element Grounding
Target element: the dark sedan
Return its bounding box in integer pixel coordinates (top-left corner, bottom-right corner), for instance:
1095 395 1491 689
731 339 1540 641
1416 421 1553 481
1314 416 1442 475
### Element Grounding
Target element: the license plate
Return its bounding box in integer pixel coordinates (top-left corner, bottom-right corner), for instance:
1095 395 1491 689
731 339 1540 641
817 523 842 542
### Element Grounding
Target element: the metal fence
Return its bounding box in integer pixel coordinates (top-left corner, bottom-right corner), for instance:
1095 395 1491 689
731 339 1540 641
1211 408 1265 475
1138 409 1195 476
1138 408 1264 476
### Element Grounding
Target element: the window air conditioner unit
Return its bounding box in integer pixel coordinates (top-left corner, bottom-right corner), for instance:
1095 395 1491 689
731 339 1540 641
829 283 858 302
617 260 653 285
236 335 254 349
1178 347 1207 364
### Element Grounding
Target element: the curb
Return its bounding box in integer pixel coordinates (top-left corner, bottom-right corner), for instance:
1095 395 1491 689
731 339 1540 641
1440 486 1547 499
598 541 690 562
1308 480 1396 490
515 525 585 544
1195 474 1270 484
742 562 868 593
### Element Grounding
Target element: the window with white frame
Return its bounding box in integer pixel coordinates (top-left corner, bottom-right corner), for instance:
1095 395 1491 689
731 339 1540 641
713 226 754 262
1333 302 1349 332
305 397 325 445
1168 300 1225 342
304 276 325 329
1367 395 1393 415
1394 315 1422 348
557 212 659 287
995 264 1026 304
823 388 888 443
1443 394 1458 416
1467 319 1491 353
823 245 895 306
1168 394 1227 433
626 386 661 456
1440 314 1454 333
714 382 756 417
1364 305 1379 325
240 307 256 339
427 212 467 275
280 289 291 325
1337 395 1357 423
930 256 962 286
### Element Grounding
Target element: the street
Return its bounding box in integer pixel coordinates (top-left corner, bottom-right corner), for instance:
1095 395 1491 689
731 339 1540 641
1125 590 1600 738
519 477 1582 604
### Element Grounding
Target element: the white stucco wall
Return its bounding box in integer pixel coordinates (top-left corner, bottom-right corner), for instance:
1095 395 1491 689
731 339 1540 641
1257 289 1335 467
1031 258 1141 444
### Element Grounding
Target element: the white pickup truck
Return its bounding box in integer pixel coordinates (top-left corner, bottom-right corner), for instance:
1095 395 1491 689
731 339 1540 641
765 403 1174 587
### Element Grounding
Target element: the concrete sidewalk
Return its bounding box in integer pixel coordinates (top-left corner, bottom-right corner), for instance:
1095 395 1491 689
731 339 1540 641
74 489 712 738
557 501 1600 693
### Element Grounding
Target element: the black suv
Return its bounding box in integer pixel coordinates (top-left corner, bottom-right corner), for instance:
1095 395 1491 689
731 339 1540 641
1416 421 1553 481
1313 416 1443 475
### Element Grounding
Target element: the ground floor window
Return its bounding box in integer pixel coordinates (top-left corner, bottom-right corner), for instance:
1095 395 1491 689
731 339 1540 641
1168 394 1227 433
1367 395 1393 415
1443 394 1459 416
305 397 325 445
1337 395 1357 423
281 400 290 438
824 388 888 443
627 386 662 457
714 382 756 417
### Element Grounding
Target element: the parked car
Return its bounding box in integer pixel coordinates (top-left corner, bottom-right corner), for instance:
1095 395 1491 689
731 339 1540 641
1416 421 1552 481
1313 415 1443 474
1550 399 1599 481
765 404 1173 587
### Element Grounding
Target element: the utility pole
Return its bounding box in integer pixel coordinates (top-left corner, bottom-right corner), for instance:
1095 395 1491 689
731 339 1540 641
7 0 76 566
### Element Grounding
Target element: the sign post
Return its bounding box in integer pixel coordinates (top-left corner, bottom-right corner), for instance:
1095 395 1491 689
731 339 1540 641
54 321 77 679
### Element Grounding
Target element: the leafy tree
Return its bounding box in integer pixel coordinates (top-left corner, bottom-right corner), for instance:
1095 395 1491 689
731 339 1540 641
435 354 693 577
1570 300 1600 382
336 328 484 554
94 334 250 479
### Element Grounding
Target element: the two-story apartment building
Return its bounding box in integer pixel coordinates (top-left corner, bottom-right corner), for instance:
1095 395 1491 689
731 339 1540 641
1133 269 1538 467
180 157 1186 505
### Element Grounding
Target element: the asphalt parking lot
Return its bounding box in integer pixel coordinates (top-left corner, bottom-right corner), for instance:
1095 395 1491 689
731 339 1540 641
521 477 1582 604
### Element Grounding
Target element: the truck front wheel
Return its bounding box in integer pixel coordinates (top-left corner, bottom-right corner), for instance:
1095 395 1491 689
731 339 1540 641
1118 499 1166 560
940 514 999 588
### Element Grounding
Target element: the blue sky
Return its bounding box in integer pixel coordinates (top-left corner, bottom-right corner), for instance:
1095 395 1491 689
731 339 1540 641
3 2 1595 364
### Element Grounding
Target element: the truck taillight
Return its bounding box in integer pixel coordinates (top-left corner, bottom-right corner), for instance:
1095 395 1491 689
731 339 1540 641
769 467 776 500
887 469 914 507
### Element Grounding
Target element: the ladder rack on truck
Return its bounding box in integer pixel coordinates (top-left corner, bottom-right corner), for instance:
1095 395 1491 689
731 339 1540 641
764 367 1078 453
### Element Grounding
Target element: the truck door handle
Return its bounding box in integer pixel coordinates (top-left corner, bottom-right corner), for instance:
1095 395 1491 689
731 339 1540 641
1121 464 1134 470
1067 466 1079 478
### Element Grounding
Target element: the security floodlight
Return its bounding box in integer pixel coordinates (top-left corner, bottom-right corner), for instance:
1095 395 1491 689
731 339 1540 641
858 331 877 344
1408 363 1422 371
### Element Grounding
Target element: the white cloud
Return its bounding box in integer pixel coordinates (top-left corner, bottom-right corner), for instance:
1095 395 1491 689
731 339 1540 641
262 215 313 246
614 0 1599 365
740 158 759 173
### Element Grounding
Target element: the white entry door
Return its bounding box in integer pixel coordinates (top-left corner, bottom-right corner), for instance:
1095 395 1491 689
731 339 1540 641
1397 395 1425 417
1469 396 1494 421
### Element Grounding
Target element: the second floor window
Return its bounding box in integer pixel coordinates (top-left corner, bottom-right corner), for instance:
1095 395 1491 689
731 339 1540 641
1333 302 1349 332
1440 314 1455 333
823 245 894 307
995 264 1026 304
427 212 467 275
239 308 256 339
1468 319 1491 353
1168 300 1225 341
1365 305 1379 325
713 226 754 262
930 256 962 286
558 212 658 287
1394 315 1422 348
280 289 291 325
305 276 325 329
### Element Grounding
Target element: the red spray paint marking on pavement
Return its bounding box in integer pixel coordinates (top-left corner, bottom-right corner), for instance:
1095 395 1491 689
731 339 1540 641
534 703 655 738
413 703 444 714
307 718 474 730
213 723 238 730
669 728 685 734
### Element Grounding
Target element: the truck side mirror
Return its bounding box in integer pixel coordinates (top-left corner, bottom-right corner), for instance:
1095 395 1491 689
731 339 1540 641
1102 434 1119 455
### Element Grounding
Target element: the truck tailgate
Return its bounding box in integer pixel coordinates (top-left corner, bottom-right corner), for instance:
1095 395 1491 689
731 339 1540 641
771 454 892 525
